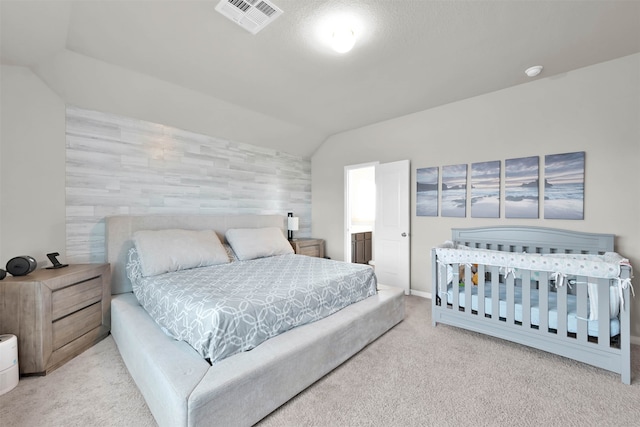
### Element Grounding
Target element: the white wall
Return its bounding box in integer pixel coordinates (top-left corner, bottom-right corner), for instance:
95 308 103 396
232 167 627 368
311 54 640 337
0 65 66 266
34 50 322 158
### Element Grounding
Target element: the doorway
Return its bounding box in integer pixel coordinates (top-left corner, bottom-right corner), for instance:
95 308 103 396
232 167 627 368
344 163 377 263
345 160 411 295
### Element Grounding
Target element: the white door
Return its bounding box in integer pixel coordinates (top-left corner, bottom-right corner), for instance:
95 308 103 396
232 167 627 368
374 160 410 294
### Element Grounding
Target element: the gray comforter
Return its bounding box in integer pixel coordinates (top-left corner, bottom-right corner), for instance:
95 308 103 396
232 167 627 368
127 252 377 363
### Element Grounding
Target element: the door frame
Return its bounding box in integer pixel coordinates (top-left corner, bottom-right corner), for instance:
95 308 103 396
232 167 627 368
343 162 378 263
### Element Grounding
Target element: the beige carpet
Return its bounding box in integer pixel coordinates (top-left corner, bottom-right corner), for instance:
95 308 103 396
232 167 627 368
1 296 639 426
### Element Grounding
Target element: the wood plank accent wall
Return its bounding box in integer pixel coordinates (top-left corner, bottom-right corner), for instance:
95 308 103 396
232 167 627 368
65 106 311 263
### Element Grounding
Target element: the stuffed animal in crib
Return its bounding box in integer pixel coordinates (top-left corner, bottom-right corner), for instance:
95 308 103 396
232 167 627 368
458 264 479 285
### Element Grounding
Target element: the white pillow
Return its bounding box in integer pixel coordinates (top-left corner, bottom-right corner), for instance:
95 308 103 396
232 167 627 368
133 229 229 277
225 227 294 261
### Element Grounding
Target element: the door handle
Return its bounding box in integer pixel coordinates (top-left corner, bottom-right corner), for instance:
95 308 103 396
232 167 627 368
401 232 407 237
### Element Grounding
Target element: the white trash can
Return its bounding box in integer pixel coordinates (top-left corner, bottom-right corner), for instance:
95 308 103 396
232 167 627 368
0 334 19 395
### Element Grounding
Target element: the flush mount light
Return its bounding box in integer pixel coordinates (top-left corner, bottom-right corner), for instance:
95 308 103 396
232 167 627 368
315 13 363 55
330 26 356 53
525 65 543 77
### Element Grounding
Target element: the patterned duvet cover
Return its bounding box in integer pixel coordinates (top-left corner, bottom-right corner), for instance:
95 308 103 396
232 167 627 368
127 252 377 363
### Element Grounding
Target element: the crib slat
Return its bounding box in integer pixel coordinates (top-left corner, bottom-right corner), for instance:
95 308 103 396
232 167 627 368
491 266 500 322
506 270 515 324
477 264 485 318
464 264 473 316
437 262 444 299
620 266 631 384
438 261 448 308
521 270 531 329
597 278 610 348
452 263 460 311
557 280 568 337
510 245 523 253
539 272 549 332
575 275 588 342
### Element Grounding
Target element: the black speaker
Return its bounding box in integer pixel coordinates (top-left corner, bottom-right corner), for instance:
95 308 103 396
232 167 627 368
0 269 5 280
6 256 37 276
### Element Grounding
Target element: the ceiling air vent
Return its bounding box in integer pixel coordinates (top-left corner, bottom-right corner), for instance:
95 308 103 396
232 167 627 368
215 0 283 34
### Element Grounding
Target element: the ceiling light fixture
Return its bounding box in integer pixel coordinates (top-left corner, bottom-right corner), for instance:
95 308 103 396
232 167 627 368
525 65 543 77
330 26 356 53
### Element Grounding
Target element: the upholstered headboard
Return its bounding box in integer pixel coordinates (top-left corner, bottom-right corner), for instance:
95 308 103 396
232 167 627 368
106 214 286 294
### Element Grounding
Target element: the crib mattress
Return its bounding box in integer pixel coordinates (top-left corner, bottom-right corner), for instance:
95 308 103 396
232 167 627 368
446 283 620 337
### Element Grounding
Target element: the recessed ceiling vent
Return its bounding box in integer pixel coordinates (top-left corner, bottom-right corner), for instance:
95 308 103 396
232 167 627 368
215 0 283 34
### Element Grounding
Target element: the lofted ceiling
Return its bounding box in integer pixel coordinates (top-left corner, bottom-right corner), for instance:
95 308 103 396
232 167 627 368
2 0 639 157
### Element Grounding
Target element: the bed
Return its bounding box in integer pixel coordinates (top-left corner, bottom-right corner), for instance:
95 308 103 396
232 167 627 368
106 214 405 427
431 226 633 384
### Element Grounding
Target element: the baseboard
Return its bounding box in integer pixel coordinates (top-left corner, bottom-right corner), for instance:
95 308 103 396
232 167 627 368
410 289 431 299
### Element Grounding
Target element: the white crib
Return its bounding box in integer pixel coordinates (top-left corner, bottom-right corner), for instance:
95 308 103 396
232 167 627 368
431 226 633 384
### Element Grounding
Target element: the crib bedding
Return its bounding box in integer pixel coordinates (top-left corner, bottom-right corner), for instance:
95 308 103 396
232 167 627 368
445 283 620 337
435 246 628 279
128 252 377 363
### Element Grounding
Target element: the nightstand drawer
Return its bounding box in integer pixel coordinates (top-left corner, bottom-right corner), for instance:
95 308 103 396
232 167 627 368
298 245 321 257
52 302 103 350
51 277 103 320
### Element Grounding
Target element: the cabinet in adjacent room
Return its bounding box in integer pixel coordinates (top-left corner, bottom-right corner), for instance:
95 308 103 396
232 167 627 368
351 232 372 264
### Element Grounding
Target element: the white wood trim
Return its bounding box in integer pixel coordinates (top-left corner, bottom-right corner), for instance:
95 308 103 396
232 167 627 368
410 289 431 299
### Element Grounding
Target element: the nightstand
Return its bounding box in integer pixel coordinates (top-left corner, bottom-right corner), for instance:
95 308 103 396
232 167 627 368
290 238 325 258
0 264 111 375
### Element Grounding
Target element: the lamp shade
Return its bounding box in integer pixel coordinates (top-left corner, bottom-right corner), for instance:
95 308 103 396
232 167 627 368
287 217 299 231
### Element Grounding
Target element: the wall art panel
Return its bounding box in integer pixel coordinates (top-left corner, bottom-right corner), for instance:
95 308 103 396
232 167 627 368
505 156 539 218
441 164 467 217
416 166 439 216
470 160 500 218
544 151 585 220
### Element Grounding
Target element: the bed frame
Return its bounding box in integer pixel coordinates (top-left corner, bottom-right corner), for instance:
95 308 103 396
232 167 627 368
431 226 632 384
106 214 405 426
